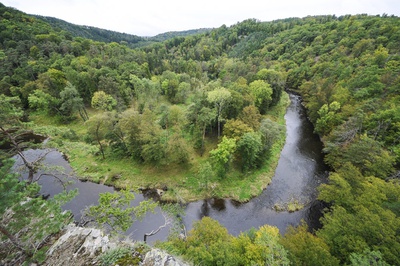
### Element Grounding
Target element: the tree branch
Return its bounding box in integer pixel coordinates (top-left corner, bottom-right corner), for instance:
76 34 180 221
144 211 170 243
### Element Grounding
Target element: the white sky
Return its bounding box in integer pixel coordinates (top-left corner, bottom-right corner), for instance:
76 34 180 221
2 0 400 36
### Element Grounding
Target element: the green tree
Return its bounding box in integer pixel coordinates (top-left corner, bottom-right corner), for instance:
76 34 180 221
28 89 60 116
117 108 142 159
59 82 88 121
207 87 232 137
196 107 216 154
238 105 262 131
258 118 285 160
281 222 339 266
0 160 76 259
349 249 390 266
256 68 286 106
223 119 253 141
324 134 395 179
315 101 342 136
36 68 67 97
181 217 234 265
236 132 262 172
91 90 117 111
253 225 290 266
176 81 191 103
248 80 273 114
85 112 114 159
139 109 166 164
160 71 180 103
317 163 400 265
167 105 187 129
84 189 157 236
165 132 190 164
197 161 215 193
210 136 236 178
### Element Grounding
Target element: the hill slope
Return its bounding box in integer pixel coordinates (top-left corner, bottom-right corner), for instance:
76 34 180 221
1 2 400 265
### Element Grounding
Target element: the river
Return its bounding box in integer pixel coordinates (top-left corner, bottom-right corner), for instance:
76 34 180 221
12 93 328 243
183 94 328 234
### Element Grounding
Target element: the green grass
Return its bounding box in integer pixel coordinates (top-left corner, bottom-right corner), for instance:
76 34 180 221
29 92 290 203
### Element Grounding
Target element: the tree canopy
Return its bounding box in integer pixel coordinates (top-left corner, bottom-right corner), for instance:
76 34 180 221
0 4 399 264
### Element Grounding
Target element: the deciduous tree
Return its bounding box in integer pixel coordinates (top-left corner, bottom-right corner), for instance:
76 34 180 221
248 80 273 114
207 87 231 137
281 222 339 266
59 82 88 121
91 90 117 111
236 132 262 172
85 112 114 159
210 136 236 178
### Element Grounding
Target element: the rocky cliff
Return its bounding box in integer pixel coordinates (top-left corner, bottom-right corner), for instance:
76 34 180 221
42 224 188 266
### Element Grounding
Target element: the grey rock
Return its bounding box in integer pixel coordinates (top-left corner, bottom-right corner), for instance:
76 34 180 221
44 224 116 266
142 249 189 266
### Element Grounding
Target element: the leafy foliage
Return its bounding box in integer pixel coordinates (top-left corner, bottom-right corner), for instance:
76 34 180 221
1 4 400 264
0 160 76 259
85 189 157 236
281 222 339 266
158 217 290 265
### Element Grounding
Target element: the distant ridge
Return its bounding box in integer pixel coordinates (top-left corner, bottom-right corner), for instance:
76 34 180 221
149 28 212 42
34 15 145 45
34 15 211 46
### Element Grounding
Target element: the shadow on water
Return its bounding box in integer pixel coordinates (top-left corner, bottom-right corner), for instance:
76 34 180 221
11 93 328 242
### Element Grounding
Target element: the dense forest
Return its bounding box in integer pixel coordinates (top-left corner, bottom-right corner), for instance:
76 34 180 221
1 2 399 265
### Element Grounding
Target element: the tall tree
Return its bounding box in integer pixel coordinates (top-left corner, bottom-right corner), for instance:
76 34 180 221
59 82 88 121
248 80 273 114
256 68 286 107
207 87 231 137
210 136 236 178
196 107 216 154
85 112 114 159
236 132 262 172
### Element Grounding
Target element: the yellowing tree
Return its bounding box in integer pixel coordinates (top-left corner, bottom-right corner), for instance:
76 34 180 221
91 91 117 111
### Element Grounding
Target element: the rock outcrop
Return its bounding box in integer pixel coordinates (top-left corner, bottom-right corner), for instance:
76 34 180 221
42 224 189 266
142 248 189 266
44 224 117 265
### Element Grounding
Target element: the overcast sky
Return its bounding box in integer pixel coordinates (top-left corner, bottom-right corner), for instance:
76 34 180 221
2 0 399 36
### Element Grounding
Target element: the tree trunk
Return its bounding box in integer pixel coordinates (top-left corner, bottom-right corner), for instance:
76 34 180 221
201 124 207 156
0 224 28 254
217 114 221 138
95 124 105 159
0 127 36 184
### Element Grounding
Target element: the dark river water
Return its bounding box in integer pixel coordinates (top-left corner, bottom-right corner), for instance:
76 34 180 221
183 94 329 235
12 94 328 243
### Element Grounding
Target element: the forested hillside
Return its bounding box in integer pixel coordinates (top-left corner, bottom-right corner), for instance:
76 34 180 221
34 15 145 45
1 2 399 265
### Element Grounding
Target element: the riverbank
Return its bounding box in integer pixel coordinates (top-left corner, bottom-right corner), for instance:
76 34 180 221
29 93 290 203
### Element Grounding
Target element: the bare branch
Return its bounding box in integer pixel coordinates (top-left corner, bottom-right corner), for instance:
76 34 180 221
143 211 171 243
34 172 71 190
